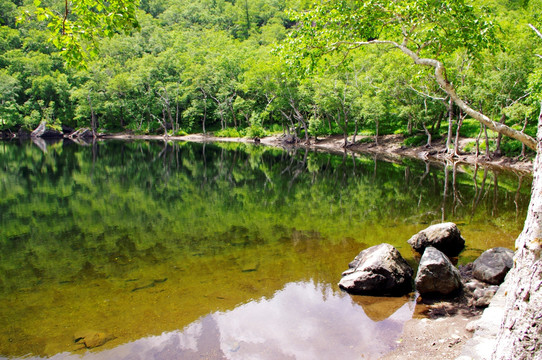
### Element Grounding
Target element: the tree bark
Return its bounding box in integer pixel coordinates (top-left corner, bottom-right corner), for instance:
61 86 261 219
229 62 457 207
446 98 454 153
422 122 432 147
495 113 506 156
453 114 464 156
87 92 97 137
492 103 542 359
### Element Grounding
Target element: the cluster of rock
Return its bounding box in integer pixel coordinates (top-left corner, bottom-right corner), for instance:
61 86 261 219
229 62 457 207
339 222 514 308
27 121 95 141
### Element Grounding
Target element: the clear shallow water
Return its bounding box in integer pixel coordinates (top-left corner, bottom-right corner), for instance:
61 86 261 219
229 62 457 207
0 139 532 359
16 282 415 360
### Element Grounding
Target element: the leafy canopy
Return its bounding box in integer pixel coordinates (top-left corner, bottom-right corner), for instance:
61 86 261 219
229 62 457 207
18 0 140 68
281 0 500 70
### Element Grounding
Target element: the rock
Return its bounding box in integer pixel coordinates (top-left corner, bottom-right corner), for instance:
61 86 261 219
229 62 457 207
73 330 114 349
69 127 95 139
62 124 75 135
415 247 462 295
339 243 413 296
466 320 479 332
31 121 63 138
280 134 298 144
472 285 499 308
407 222 465 257
17 128 31 139
472 247 514 285
464 279 486 293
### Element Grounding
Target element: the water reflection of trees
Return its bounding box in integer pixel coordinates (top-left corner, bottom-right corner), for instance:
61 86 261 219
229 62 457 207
0 140 531 289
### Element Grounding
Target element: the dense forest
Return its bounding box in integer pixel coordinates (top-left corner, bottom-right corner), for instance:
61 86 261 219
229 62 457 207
0 0 541 156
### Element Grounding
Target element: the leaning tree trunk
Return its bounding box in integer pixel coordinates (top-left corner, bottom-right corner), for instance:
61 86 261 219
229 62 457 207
492 104 542 359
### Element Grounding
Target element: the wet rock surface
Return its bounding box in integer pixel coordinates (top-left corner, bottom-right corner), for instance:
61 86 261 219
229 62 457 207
339 243 414 296
415 247 462 296
408 222 465 257
472 247 514 285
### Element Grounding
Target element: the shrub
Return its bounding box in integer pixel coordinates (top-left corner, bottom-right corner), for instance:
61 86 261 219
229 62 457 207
246 125 267 138
215 127 243 138
402 134 426 147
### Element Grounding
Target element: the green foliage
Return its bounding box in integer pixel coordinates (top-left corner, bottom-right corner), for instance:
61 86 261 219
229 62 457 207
457 120 484 138
215 127 245 138
463 139 497 153
174 129 188 136
245 114 268 138
308 116 325 138
0 0 540 154
402 134 427 148
280 0 499 74
18 0 140 68
245 125 267 138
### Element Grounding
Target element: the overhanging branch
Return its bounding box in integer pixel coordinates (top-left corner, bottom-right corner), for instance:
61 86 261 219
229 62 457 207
336 39 538 150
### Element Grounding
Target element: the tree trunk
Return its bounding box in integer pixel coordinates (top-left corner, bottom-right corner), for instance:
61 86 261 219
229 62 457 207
229 95 237 128
175 98 179 133
453 114 464 156
446 98 454 154
87 92 97 137
422 122 432 147
492 102 542 359
433 110 444 134
375 118 380 145
352 117 360 145
495 113 506 156
202 98 207 134
521 116 528 158
120 105 125 128
484 124 490 159
475 126 483 158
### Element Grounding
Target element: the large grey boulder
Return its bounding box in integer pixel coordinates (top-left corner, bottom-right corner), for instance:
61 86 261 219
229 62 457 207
407 222 465 257
472 247 514 285
415 246 462 295
339 243 413 296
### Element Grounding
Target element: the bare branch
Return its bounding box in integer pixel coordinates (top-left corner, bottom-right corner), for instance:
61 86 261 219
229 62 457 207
408 85 447 101
529 23 542 40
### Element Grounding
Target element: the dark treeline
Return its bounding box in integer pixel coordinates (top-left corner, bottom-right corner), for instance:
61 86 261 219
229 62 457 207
0 0 540 156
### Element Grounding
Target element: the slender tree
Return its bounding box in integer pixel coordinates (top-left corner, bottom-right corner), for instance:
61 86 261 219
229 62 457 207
281 0 537 150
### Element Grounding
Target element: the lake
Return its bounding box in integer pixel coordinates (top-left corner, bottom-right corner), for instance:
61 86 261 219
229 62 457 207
0 139 531 359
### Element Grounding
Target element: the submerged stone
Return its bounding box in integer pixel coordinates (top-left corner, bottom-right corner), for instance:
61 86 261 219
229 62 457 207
339 243 413 296
73 330 114 349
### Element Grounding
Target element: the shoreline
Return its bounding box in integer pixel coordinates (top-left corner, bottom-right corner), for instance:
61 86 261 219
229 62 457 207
97 132 534 174
100 131 514 360
9 131 517 359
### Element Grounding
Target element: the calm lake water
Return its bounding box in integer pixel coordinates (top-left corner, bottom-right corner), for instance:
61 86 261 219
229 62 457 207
0 139 532 359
